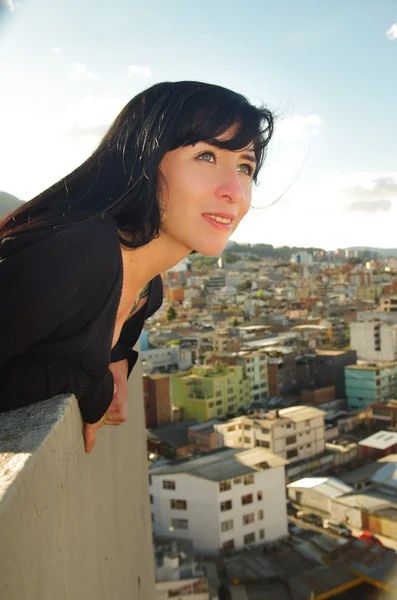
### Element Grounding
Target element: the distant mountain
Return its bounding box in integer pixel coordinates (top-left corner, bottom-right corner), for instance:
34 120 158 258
0 191 24 218
346 246 397 258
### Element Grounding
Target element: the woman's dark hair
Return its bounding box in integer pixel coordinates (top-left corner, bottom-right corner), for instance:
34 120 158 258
0 81 274 247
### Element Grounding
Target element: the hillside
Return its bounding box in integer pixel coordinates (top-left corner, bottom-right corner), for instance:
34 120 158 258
0 191 24 217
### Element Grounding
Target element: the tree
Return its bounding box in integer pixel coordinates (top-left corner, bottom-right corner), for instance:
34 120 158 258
242 279 252 290
231 317 239 327
166 306 177 321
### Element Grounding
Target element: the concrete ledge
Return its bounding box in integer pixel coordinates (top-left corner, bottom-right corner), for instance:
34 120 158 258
0 362 155 600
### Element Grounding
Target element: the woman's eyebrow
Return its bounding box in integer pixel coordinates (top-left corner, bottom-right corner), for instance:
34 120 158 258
239 152 257 165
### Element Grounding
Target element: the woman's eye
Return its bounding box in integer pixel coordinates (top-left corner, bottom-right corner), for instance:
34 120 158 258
197 151 215 163
238 163 253 176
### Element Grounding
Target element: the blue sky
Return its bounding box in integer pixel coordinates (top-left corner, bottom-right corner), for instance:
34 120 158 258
0 0 396 249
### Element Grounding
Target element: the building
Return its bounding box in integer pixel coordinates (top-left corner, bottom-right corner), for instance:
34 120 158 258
287 477 353 515
170 365 250 423
358 430 397 461
266 351 298 397
154 538 216 600
147 419 198 459
142 345 193 373
344 362 397 409
380 293 397 312
166 287 185 303
208 350 268 402
214 406 326 466
370 399 397 430
149 446 288 555
143 374 172 428
315 349 357 397
213 328 241 353
188 420 223 453
207 272 226 290
350 319 397 361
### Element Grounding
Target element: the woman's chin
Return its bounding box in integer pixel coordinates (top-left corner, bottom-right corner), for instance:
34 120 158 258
193 239 229 257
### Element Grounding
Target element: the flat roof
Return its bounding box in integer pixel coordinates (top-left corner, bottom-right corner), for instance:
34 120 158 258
346 361 397 370
316 349 348 356
150 446 286 482
359 430 397 450
279 405 325 421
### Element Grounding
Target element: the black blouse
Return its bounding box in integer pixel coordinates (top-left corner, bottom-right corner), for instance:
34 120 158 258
0 216 163 423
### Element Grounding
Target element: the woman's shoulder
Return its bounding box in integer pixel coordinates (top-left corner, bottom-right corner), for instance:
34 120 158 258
0 215 119 266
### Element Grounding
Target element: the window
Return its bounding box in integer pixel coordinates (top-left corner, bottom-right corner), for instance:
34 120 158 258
306 444 311 449
244 436 251 443
150 495 153 504
149 475 152 485
261 427 270 434
286 435 297 445
244 425 251 431
216 390 222 397
222 539 235 550
259 529 265 539
221 519 234 532
233 477 242 484
219 480 231 492
163 480 175 490
216 400 222 406
217 408 223 416
220 500 232 512
170 499 187 510
256 440 270 449
243 513 254 525
227 386 234 394
258 510 264 520
244 474 254 485
171 518 188 530
304 420 310 427
257 491 263 501
208 402 214 408
244 532 255 545
242 494 253 506
227 425 235 432
287 449 298 459
151 513 155 523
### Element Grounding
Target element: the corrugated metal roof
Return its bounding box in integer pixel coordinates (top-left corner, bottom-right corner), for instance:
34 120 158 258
371 462 397 489
359 430 397 450
147 419 198 448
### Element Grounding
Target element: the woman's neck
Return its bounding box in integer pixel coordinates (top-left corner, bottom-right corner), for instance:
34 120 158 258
120 233 192 290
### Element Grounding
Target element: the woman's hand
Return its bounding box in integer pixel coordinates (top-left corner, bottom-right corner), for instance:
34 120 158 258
84 359 129 453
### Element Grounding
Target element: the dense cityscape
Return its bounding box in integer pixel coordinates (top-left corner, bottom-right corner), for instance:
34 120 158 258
145 247 397 600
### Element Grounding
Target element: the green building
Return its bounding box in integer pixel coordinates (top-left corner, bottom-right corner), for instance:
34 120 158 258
170 365 251 422
345 361 397 410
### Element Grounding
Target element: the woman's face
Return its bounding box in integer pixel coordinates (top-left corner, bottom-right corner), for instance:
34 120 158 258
158 131 255 256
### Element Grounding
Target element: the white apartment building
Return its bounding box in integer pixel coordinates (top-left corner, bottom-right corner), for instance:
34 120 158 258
142 346 193 373
350 320 397 362
149 447 288 555
214 406 325 464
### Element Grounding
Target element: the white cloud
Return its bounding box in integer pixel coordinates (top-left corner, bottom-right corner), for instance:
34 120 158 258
72 63 99 81
385 23 397 41
50 47 62 53
276 114 324 141
3 0 15 12
127 65 151 79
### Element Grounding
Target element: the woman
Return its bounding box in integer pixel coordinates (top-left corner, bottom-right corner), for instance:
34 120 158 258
0 81 274 452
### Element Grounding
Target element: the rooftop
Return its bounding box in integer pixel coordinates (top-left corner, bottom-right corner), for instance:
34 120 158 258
147 419 198 449
287 476 353 498
149 446 287 482
358 430 397 450
346 361 397 370
278 405 325 422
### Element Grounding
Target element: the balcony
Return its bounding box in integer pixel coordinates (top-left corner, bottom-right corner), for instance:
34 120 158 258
0 354 155 599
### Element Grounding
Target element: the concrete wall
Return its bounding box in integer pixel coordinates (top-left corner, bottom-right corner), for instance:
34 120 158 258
0 357 155 600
